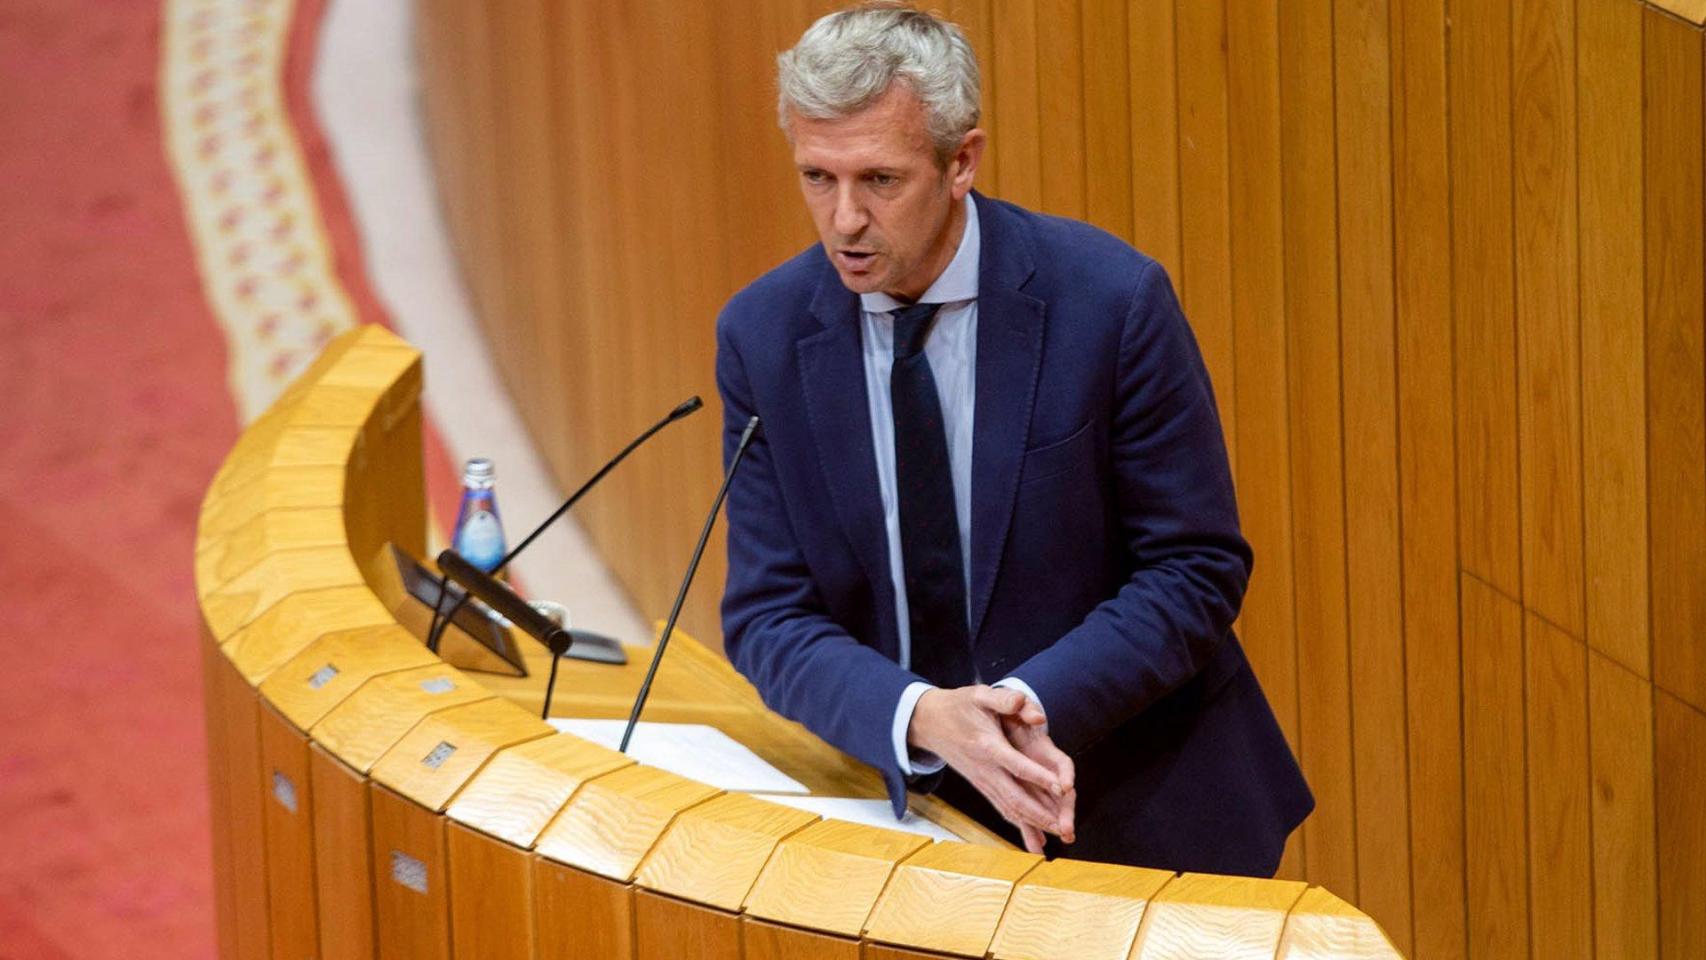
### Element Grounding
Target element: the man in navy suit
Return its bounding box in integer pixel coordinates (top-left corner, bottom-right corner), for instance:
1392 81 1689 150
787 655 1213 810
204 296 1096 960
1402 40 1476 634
716 4 1311 875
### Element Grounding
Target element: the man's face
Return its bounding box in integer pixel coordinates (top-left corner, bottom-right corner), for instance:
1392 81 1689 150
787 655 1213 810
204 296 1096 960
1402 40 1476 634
789 84 982 301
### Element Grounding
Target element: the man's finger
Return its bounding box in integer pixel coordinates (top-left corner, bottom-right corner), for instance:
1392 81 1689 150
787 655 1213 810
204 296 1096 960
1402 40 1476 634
1027 731 1075 793
972 685 1029 717
979 770 1062 833
1057 787 1076 844
985 735 1063 796
1019 822 1046 854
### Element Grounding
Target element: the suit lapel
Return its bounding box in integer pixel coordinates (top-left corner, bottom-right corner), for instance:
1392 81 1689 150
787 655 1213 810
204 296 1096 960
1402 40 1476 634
968 194 1044 646
797 263 896 648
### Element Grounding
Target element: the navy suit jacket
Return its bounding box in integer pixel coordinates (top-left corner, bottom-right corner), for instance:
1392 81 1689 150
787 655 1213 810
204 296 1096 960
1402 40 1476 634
715 192 1312 875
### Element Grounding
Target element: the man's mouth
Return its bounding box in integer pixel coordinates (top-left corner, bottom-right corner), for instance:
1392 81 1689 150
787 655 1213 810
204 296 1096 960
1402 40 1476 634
837 250 876 269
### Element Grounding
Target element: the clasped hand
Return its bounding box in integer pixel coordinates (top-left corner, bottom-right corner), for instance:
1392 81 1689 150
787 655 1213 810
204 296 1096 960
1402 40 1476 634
907 685 1076 854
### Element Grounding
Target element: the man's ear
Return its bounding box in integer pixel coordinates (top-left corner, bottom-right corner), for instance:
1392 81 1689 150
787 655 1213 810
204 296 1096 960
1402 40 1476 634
949 128 986 198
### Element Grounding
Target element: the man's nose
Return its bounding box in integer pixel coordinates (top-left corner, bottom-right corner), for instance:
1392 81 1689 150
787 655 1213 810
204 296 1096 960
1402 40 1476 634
832 185 867 237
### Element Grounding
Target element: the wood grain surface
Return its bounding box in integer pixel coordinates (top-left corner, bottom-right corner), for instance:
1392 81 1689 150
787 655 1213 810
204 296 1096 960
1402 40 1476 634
309 744 377 960
634 792 819 911
223 585 395 684
1128 872 1306 960
447 822 534 960
987 857 1172 960
200 545 365 640
742 820 929 938
444 732 633 849
741 917 861 960
311 663 490 774
633 889 742 960
259 624 438 731
1276 886 1401 959
257 703 320 960
368 696 553 812
532 764 721 882
369 784 450 960
863 842 1041 957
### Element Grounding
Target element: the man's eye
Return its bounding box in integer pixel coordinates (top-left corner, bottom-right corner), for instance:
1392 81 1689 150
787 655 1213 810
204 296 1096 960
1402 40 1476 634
870 174 897 187
803 171 829 185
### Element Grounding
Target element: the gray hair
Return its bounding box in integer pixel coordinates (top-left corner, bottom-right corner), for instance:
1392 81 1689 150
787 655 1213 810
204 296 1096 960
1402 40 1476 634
777 3 981 161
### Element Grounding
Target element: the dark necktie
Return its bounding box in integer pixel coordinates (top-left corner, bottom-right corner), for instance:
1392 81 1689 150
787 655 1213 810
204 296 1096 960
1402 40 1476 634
890 302 975 689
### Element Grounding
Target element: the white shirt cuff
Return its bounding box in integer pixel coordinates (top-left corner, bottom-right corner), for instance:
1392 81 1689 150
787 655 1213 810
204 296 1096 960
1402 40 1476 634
991 676 1047 729
892 681 946 776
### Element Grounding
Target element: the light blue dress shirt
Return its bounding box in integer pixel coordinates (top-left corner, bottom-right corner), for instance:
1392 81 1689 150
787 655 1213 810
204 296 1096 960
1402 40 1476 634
860 196 1043 776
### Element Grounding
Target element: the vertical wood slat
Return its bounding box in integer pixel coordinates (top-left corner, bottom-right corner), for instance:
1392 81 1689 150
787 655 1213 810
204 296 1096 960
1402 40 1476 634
1081 0 1132 240
1127 0 1181 278
1645 7 1706 717
1224 0 1301 881
948 0 999 191
992 0 1042 208
1333 0 1410 951
1390 0 1466 954
1524 614 1593 960
1513 0 1586 639
1461 574 1529 960
1279 0 1355 903
1587 651 1658 960
1578 0 1650 679
1654 692 1706 958
1449 0 1522 597
1036 0 1087 219
1173 0 1236 466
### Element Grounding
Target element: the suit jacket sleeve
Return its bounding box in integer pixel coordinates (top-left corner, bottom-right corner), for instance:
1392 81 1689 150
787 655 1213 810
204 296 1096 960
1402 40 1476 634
716 311 927 816
1006 260 1253 756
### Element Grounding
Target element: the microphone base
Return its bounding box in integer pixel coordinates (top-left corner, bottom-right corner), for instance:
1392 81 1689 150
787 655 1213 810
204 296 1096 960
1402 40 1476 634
559 629 629 665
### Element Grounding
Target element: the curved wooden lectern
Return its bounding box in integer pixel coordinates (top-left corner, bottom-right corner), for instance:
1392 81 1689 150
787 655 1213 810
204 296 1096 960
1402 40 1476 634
195 325 1401 960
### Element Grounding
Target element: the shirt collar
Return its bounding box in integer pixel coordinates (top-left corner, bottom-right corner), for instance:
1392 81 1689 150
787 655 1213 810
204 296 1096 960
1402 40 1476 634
859 193 980 314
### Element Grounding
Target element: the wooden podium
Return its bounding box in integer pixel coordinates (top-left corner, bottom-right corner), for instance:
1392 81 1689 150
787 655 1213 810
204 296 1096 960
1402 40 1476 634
195 326 1400 959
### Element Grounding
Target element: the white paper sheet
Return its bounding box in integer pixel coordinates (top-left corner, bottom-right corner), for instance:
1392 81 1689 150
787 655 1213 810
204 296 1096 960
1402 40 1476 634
750 794 964 843
548 718 809 795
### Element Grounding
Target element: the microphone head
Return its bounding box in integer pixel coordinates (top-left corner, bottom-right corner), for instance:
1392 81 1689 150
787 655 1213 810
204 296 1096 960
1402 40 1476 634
670 396 704 421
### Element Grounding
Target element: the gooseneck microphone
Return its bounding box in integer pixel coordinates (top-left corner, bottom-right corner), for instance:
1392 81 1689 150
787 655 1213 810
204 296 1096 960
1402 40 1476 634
425 396 704 658
617 414 761 753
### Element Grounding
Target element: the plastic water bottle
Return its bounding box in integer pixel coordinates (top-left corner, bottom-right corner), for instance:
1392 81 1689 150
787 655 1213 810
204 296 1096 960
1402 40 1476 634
452 458 507 574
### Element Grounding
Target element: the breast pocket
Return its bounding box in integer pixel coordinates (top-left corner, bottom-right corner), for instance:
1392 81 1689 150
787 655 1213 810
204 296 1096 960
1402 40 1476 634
1019 418 1095 487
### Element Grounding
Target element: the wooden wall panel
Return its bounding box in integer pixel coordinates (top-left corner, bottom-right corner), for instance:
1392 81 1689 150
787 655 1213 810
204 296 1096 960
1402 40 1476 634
1524 614 1592 960
992 0 1042 208
417 2 1706 954
370 785 451 960
1645 8 1706 714
1224 0 1299 880
310 744 378 960
1450 0 1522 596
1173 0 1236 462
1390 0 1465 955
1279 0 1354 903
1080 0 1131 239
532 860 636 960
201 635 239 960
259 705 320 960
1334 0 1410 949
1655 692 1706 957
1036 0 1087 219
1461 574 1529 960
447 823 534 960
1126 0 1180 277
1587 652 1657 959
1513 0 1586 640
1579 0 1650 678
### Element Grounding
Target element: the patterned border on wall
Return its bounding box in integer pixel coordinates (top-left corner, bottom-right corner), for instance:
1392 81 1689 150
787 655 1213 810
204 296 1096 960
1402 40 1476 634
160 0 359 423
